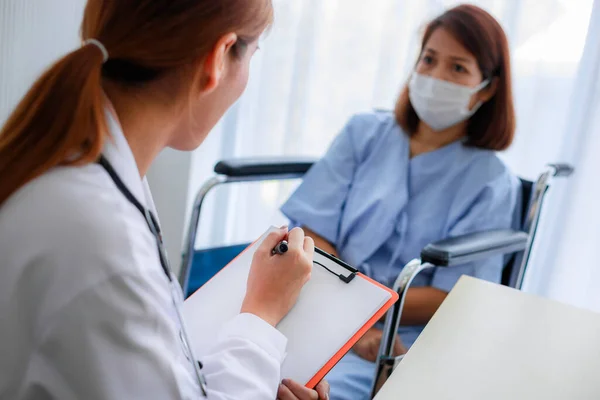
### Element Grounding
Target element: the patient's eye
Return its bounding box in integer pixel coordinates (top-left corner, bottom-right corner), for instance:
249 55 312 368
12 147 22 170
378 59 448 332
453 63 467 73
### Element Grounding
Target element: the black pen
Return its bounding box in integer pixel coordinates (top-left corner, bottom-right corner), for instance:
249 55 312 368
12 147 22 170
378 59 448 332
271 240 289 255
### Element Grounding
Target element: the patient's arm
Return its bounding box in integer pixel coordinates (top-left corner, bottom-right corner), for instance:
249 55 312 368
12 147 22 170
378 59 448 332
402 287 447 325
302 227 339 257
303 227 447 326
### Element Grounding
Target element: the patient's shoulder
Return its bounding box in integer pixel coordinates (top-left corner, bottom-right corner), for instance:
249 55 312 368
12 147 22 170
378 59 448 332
463 147 513 178
345 110 396 133
343 110 405 160
459 149 519 199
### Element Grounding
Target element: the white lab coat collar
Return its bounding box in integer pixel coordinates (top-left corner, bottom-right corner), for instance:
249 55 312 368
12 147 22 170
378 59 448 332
102 108 148 209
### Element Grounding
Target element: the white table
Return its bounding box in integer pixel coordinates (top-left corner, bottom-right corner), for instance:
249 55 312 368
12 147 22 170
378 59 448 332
375 276 600 400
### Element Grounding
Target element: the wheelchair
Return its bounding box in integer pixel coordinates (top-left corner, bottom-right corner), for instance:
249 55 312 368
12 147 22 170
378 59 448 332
178 157 573 399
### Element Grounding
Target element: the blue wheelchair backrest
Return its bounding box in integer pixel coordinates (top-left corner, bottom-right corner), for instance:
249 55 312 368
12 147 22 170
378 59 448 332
185 243 249 298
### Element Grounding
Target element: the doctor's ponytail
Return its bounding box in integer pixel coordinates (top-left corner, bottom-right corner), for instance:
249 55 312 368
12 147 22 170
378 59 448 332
0 0 273 206
0 44 107 206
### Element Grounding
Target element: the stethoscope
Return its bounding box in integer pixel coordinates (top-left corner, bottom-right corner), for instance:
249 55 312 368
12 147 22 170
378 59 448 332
97 156 209 397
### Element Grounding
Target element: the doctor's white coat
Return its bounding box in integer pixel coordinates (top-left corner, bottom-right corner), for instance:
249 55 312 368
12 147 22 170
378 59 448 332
0 114 287 399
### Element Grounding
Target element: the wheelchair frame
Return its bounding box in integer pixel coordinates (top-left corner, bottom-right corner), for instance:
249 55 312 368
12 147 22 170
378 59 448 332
371 163 574 397
178 158 573 399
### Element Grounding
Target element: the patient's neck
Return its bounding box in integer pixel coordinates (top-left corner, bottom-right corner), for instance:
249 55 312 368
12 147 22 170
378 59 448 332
410 122 467 158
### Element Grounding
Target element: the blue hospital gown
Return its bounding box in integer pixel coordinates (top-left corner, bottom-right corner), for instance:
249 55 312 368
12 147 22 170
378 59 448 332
281 111 520 400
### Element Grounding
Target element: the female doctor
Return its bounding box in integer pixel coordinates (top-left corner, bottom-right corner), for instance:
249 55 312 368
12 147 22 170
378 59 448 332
0 0 329 399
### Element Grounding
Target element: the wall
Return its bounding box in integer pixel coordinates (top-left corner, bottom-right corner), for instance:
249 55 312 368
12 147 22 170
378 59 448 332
0 0 85 123
0 0 189 275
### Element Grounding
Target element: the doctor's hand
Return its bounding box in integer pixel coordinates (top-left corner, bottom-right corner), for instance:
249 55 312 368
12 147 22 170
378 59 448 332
352 327 407 363
241 227 314 327
278 379 330 400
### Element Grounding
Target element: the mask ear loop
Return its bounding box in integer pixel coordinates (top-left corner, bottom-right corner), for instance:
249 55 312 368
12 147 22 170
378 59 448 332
467 78 492 114
476 79 490 91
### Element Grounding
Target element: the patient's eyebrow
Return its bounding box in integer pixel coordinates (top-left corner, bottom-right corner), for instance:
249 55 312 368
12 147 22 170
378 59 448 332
425 48 475 64
449 55 473 63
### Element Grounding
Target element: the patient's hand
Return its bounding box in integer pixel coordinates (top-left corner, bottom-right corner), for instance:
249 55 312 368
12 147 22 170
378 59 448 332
278 379 329 400
352 327 407 363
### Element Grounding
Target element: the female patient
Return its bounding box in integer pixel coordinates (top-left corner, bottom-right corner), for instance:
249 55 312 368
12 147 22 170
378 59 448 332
281 4 520 399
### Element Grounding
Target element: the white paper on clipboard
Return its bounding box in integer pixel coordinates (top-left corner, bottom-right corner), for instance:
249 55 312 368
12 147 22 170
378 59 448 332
183 227 395 385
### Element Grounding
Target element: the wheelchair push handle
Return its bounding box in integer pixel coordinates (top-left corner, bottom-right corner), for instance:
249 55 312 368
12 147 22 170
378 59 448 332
548 163 574 178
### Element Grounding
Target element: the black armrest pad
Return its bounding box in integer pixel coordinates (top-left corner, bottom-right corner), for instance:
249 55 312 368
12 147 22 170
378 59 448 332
548 163 574 178
214 157 317 177
421 229 529 267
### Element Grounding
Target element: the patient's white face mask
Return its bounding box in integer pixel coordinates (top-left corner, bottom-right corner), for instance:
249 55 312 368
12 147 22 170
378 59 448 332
408 72 489 131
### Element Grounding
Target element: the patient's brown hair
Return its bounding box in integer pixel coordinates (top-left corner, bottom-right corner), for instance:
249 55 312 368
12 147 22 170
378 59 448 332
395 4 515 151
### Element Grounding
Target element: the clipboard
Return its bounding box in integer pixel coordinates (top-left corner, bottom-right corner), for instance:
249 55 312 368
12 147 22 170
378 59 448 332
182 228 399 388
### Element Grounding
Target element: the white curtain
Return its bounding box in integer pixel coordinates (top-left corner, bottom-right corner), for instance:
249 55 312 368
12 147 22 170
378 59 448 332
525 0 600 311
188 0 600 311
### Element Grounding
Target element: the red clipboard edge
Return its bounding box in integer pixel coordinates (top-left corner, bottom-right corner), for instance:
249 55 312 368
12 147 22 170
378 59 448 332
304 272 399 388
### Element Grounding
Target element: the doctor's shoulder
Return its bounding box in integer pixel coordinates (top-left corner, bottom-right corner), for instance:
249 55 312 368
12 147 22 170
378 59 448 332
0 164 158 302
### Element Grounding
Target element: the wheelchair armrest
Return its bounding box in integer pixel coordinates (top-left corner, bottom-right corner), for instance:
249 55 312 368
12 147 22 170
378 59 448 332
421 229 529 266
214 157 317 177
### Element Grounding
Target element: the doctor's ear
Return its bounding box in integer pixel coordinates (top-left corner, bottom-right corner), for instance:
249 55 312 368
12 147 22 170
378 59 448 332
196 33 239 94
478 77 499 103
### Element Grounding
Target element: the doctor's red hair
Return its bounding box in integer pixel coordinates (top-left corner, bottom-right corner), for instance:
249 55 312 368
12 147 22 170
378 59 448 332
0 0 273 206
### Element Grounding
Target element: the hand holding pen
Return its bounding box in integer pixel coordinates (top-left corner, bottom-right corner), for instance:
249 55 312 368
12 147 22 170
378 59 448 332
271 240 289 255
241 227 315 327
